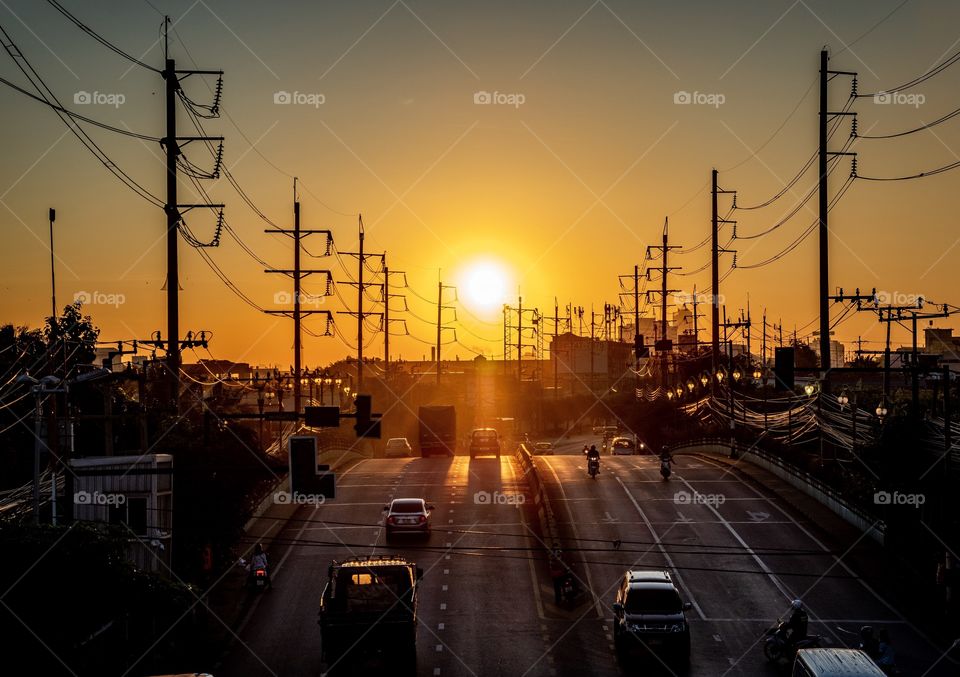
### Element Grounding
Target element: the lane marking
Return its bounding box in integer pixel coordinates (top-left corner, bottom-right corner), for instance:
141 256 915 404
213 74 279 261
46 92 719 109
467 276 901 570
614 475 707 621
675 474 796 602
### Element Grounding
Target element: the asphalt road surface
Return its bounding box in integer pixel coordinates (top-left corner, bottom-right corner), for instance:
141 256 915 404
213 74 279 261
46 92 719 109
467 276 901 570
220 448 955 676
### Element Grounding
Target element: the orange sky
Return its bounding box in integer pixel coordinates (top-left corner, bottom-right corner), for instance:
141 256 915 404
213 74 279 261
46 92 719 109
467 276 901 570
2 0 959 366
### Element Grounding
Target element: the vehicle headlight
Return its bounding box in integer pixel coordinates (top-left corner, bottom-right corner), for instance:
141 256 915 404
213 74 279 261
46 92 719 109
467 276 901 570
670 623 686 633
627 623 642 633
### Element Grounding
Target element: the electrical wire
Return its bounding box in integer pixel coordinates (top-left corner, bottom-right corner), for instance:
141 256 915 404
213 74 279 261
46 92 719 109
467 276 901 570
44 0 161 72
856 104 960 139
858 46 960 98
0 21 164 207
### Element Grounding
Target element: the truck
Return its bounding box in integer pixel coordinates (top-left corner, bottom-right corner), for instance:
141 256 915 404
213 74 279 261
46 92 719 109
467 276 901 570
319 556 422 672
418 405 456 457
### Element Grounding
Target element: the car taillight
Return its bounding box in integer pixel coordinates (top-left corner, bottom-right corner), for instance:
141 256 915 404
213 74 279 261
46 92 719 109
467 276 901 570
387 516 397 524
418 515 427 522
255 569 267 577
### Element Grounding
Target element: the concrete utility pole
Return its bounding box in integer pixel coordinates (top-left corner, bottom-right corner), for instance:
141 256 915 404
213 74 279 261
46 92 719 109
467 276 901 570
336 215 384 391
817 49 857 380
48 208 56 319
160 18 223 409
710 170 737 376
645 218 680 389
265 184 332 416
437 281 443 385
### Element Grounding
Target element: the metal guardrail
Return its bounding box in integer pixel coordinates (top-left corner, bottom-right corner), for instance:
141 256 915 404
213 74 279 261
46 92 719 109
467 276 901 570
670 436 887 539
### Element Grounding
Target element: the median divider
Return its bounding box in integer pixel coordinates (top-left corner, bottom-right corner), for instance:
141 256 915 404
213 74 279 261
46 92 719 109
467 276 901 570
515 443 564 567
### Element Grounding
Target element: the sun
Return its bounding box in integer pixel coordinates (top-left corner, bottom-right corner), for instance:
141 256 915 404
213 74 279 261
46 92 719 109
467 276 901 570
461 259 510 311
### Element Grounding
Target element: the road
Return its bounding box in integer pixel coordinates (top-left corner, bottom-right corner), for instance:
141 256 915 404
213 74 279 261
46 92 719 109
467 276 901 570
220 446 954 676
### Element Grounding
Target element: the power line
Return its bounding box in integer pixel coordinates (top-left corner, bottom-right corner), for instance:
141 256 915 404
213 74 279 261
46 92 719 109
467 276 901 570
44 0 161 72
0 21 164 207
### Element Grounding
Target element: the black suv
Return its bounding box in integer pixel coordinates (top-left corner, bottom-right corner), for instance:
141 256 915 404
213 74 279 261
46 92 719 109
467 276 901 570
613 570 692 661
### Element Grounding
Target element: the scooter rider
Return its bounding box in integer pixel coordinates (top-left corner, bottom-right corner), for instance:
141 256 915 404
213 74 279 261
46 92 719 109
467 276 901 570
586 444 601 461
248 543 271 588
784 599 808 643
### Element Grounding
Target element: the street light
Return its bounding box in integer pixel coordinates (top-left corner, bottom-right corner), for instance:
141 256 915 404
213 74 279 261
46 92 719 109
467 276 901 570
700 373 709 387
876 403 889 420
686 379 695 392
732 368 742 382
752 368 762 382
804 383 816 397
837 391 849 408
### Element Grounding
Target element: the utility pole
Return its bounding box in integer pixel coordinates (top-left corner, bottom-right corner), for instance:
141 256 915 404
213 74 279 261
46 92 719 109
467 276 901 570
48 208 56 319
434 279 456 385
160 19 223 409
554 298 560 399
519 295 525 382
336 215 384 391
646 218 681 389
382 264 408 378
692 285 701 350
264 184 333 416
711 170 736 375
437 281 443 384
384 264 390 377
818 49 857 380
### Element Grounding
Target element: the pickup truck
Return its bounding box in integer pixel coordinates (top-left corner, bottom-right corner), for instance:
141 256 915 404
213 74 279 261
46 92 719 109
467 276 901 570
319 556 422 673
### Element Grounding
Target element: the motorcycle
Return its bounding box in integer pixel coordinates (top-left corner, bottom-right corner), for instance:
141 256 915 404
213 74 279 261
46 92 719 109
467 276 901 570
252 565 269 591
763 621 822 662
588 458 600 479
560 574 578 605
660 459 671 480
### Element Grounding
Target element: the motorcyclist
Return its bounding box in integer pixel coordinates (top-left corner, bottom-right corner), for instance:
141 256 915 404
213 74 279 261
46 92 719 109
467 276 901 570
859 625 880 659
586 444 601 475
582 444 590 456
783 599 808 643
247 543 271 588
659 446 673 463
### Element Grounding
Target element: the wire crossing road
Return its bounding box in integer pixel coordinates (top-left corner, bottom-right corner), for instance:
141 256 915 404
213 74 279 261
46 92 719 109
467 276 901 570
220 453 952 676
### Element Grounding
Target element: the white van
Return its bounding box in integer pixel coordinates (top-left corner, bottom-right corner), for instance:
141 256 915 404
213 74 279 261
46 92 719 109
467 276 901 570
792 649 886 677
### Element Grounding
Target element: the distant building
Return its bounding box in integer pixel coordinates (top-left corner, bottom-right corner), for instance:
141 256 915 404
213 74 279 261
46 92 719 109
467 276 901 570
549 332 632 393
925 327 960 366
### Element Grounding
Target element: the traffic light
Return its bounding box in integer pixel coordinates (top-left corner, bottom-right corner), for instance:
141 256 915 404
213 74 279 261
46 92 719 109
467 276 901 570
634 335 649 359
353 394 382 438
774 347 795 391
304 406 340 428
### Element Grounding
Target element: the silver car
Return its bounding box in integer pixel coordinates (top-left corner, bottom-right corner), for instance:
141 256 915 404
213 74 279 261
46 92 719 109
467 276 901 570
384 437 413 457
383 498 434 539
